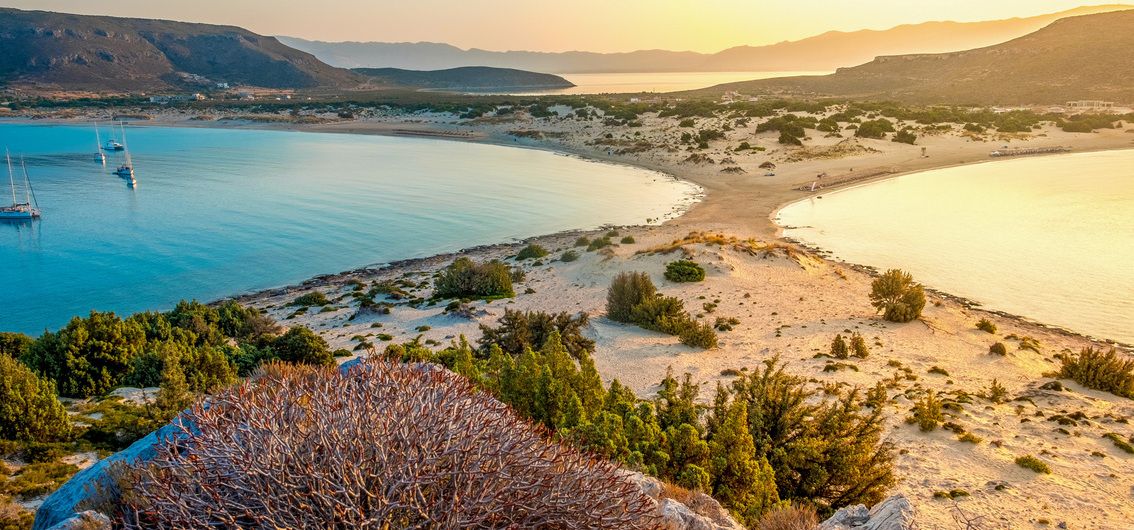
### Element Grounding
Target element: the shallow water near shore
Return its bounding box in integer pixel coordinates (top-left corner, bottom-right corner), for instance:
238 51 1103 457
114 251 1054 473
777 149 1134 345
0 122 699 334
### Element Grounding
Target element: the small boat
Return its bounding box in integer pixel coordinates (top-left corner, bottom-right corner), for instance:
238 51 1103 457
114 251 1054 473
93 123 106 164
114 122 135 184
104 139 124 152
1 150 41 220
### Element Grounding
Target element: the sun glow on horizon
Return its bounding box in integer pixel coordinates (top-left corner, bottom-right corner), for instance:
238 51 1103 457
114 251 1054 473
0 0 1117 53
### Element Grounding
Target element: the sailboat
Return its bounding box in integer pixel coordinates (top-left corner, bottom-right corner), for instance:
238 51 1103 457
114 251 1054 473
114 123 136 187
93 123 106 164
0 150 41 220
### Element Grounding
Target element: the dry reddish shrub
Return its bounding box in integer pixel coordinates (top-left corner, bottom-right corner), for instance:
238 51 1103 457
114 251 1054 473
122 359 661 529
757 504 819 530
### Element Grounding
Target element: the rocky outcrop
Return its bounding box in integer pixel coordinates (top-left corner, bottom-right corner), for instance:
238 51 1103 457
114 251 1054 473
42 510 111 530
624 471 745 530
818 494 915 530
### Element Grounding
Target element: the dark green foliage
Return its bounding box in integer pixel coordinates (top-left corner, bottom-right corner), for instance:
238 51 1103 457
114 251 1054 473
433 257 515 299
515 244 549 260
0 333 32 358
291 291 329 307
855 119 895 139
892 128 917 144
0 355 71 442
679 320 719 349
607 272 658 323
723 358 895 513
1060 114 1118 133
1058 347 1134 398
620 236 636 244
78 398 167 452
709 400 780 526
477 309 594 359
1014 455 1051 474
865 382 887 409
559 249 581 262
869 269 926 323
272 327 334 367
665 260 706 283
1103 432 1134 454
976 318 997 334
574 236 590 247
22 311 147 398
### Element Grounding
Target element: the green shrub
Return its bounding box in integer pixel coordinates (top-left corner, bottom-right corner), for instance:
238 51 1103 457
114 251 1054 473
679 320 718 349
434 257 515 299
620 236 636 244
586 237 613 251
829 334 849 359
607 272 657 323
850 333 870 359
574 236 590 247
892 128 917 145
0 462 78 500
985 379 1009 403
22 311 146 398
515 244 549 260
559 250 580 262
1058 347 1134 398
958 433 983 444
909 393 943 432
477 309 594 358
976 318 997 334
989 342 1008 355
291 291 329 307
0 333 32 358
869 269 926 323
630 296 687 332
1014 455 1051 474
665 260 706 283
0 355 71 442
272 327 333 366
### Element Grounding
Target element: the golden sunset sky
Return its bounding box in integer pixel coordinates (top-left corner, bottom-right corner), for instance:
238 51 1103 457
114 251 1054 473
0 0 1112 52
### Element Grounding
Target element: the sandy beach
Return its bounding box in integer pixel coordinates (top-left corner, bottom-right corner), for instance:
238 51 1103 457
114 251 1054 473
10 104 1134 528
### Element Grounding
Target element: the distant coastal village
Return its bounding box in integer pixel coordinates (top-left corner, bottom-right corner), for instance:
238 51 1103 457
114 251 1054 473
1 4 1133 530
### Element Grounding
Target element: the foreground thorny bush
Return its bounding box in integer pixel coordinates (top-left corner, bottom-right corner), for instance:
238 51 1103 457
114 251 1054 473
121 360 661 529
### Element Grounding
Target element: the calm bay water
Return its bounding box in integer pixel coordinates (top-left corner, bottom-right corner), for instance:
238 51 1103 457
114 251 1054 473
777 150 1134 344
492 71 830 95
0 123 699 334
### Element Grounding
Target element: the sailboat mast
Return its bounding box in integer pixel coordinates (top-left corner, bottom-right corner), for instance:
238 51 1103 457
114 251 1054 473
120 123 132 166
94 122 102 152
20 158 33 206
6 149 16 205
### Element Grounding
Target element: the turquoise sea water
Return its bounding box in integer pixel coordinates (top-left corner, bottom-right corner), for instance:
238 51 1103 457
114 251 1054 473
776 150 1134 345
0 123 699 334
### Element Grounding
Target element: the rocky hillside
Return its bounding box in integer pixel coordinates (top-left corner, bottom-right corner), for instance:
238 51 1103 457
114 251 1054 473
0 8 363 92
353 66 574 91
710 9 1134 104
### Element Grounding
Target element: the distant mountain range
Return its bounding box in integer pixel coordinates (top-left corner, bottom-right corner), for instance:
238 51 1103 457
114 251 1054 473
710 10 1134 105
278 5 1131 73
353 67 573 91
0 8 362 92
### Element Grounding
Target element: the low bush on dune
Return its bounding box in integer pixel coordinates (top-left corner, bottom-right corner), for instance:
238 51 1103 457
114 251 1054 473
290 291 329 307
120 360 662 530
607 272 718 348
433 257 515 300
908 392 944 432
664 260 706 283
869 269 926 323
1014 455 1052 474
1058 347 1134 398
559 249 580 262
515 244 549 260
477 309 594 358
976 318 997 334
989 342 1008 355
